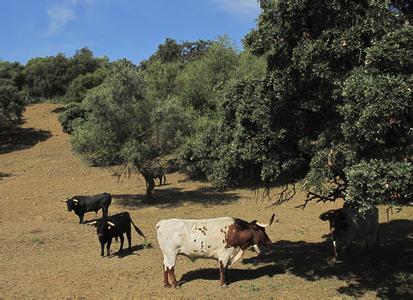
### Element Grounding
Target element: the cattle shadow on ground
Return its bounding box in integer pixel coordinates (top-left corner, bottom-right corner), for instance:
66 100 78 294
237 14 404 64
0 172 11 180
242 219 413 298
179 264 285 286
113 187 239 209
0 123 52 154
111 244 146 258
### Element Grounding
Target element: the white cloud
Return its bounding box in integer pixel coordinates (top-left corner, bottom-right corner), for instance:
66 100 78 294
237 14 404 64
45 0 94 35
210 0 260 16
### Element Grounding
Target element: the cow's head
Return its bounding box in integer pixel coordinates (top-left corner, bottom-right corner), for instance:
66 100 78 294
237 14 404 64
87 219 116 240
64 198 79 212
228 214 275 255
249 213 275 254
319 209 348 238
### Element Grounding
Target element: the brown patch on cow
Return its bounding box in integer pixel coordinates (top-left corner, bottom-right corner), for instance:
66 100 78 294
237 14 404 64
156 225 160 230
225 221 255 250
194 239 196 242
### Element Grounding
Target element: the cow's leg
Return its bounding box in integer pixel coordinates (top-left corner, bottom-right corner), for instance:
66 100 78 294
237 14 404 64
126 229 132 250
100 242 105 257
163 252 178 288
168 266 179 288
219 261 228 287
332 241 338 262
78 213 84 224
102 207 108 218
106 239 112 257
163 264 170 288
119 234 124 252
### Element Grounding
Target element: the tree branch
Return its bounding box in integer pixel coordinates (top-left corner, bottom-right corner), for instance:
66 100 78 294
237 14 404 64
296 181 346 209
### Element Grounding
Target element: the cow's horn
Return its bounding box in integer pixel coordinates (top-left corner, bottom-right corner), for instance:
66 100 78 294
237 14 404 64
86 220 97 226
256 213 276 228
61 198 68 202
107 221 115 227
73 199 78 203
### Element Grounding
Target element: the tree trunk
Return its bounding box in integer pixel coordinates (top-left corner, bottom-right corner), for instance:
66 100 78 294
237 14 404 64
139 167 155 200
145 177 155 199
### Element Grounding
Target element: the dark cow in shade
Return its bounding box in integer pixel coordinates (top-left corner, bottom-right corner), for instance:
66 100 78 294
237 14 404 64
63 193 112 224
87 212 146 257
320 205 379 261
156 214 275 287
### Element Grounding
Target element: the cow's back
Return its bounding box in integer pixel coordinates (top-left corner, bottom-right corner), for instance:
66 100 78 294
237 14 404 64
79 193 111 210
347 206 378 236
156 217 236 259
336 206 379 247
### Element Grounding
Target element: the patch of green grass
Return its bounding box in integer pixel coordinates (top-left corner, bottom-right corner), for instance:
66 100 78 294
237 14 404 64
31 235 45 245
239 283 261 292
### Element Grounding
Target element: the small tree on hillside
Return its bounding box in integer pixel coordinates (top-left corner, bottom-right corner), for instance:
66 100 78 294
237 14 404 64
70 60 191 198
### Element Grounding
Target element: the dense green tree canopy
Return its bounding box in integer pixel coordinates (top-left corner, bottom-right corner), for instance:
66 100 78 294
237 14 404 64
0 61 26 127
181 0 412 209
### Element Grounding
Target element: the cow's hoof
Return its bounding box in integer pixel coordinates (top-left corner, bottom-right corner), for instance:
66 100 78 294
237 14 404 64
221 284 228 288
163 283 171 288
172 284 180 289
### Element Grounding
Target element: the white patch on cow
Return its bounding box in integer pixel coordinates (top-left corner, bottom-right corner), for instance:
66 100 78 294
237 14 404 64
156 217 244 270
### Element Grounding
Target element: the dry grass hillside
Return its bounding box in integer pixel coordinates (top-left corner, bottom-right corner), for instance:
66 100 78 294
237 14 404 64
0 104 412 299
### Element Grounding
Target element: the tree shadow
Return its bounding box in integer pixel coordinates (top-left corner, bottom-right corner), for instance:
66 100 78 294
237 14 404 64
113 186 239 209
242 219 413 298
0 123 52 154
179 264 285 286
51 106 65 114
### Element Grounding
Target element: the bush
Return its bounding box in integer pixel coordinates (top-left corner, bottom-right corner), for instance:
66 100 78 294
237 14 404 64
58 102 88 134
64 67 108 103
0 79 25 127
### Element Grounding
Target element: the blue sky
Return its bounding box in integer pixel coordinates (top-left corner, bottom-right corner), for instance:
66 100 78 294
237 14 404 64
0 0 260 65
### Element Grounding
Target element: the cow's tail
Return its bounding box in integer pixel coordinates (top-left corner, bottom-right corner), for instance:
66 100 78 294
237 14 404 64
131 219 146 239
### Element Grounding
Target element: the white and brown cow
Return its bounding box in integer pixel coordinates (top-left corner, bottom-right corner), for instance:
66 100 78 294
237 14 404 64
156 214 275 287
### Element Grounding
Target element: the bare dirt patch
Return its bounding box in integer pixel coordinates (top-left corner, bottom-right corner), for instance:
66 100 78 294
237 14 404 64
0 104 412 299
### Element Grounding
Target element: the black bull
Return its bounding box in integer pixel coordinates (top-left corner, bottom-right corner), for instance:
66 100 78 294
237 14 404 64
86 212 146 257
63 193 112 223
